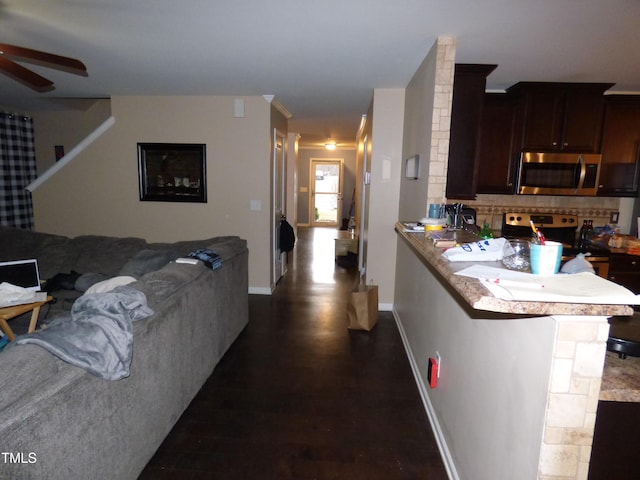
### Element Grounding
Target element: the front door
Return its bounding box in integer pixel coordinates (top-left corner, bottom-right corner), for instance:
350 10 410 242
310 159 343 227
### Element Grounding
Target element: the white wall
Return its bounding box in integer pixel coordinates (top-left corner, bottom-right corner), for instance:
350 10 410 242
286 133 299 226
399 43 437 220
32 99 112 175
394 239 555 479
366 88 405 307
399 37 455 220
30 95 282 292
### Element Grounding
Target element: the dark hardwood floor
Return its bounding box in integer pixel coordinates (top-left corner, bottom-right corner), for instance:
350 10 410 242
589 400 640 480
139 226 637 479
139 227 449 480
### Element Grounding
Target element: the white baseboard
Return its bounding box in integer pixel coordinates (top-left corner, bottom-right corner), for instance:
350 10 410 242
378 302 393 311
392 307 459 480
248 287 272 295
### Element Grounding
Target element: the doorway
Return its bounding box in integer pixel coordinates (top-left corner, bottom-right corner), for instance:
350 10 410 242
272 129 287 286
310 159 343 227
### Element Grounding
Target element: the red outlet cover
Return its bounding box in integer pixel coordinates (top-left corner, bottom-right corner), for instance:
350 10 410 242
428 357 438 388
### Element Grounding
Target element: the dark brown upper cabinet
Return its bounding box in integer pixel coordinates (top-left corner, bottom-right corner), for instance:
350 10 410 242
508 82 614 153
598 95 640 196
476 93 519 194
446 64 497 200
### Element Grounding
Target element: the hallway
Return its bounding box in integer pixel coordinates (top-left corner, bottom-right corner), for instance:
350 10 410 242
140 227 449 479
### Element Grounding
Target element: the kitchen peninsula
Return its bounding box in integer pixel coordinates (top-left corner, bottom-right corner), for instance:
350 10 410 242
393 224 634 480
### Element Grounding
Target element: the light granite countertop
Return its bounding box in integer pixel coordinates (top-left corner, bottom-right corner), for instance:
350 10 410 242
600 351 640 402
395 223 634 317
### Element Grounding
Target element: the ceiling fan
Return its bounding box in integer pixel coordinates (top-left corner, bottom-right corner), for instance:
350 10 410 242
0 43 87 92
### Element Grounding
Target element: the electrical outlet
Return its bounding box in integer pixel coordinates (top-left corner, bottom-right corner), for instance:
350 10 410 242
610 211 620 224
427 358 438 388
435 351 441 378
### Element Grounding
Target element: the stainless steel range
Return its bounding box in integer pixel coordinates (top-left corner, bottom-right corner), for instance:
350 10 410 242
501 212 610 278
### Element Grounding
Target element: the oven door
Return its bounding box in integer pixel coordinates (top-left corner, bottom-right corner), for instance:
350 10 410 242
592 260 609 279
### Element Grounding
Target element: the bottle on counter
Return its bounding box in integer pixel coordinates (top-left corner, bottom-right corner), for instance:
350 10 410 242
479 221 494 239
579 220 588 247
587 220 594 244
579 219 594 247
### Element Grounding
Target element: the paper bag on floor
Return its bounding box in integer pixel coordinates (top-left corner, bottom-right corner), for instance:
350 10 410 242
347 282 378 331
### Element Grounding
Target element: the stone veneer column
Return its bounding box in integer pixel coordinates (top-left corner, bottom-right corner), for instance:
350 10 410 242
427 36 455 208
538 316 610 480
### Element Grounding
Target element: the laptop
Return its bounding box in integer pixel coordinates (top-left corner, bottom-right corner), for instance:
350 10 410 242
0 259 42 292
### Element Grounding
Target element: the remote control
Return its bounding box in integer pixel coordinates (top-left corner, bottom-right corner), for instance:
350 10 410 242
175 258 200 265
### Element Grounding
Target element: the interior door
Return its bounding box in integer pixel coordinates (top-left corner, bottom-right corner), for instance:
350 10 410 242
359 135 370 275
310 159 343 227
273 129 287 286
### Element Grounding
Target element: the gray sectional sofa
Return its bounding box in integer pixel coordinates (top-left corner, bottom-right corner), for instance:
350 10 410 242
0 226 249 480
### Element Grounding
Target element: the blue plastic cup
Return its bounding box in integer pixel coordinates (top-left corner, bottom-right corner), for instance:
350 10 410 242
530 241 563 275
428 204 441 219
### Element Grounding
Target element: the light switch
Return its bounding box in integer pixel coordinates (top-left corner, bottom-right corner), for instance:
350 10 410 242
250 200 262 211
382 158 391 180
234 98 245 118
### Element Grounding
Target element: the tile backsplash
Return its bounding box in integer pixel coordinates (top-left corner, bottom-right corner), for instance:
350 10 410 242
462 194 621 235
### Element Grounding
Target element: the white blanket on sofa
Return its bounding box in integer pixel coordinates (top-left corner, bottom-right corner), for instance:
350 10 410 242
10 286 153 380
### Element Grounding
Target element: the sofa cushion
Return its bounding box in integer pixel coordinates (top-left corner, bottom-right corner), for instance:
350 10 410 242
148 236 246 262
0 345 60 411
67 235 147 277
118 249 177 279
202 236 248 261
0 226 72 280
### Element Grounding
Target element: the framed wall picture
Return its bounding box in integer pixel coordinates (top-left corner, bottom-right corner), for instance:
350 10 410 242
137 143 207 202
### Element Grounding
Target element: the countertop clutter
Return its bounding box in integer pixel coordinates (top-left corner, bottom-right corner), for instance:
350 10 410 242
395 223 634 316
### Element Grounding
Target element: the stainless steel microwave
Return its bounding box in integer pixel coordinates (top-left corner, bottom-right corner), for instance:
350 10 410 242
516 152 602 196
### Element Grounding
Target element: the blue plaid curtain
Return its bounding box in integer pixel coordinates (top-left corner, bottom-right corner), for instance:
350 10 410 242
0 113 37 229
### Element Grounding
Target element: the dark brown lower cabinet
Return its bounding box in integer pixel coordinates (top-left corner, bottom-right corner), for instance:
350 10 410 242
609 253 640 293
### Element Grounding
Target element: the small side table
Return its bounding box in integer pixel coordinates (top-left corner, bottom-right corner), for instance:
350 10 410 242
335 229 358 258
0 296 53 342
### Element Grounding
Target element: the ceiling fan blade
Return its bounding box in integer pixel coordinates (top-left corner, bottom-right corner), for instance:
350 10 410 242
0 56 54 92
0 43 87 76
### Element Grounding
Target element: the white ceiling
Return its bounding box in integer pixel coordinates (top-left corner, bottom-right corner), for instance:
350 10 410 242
1 0 639 148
